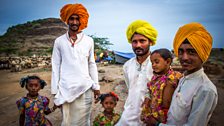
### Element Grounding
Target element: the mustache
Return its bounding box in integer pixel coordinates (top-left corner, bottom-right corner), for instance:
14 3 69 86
134 47 144 51
70 24 79 27
180 60 191 64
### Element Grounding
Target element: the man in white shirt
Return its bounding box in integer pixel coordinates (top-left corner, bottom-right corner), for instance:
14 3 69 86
116 20 158 126
51 3 100 126
150 23 218 126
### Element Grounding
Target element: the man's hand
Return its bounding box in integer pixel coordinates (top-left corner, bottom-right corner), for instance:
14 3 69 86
93 89 100 103
53 103 61 109
146 116 159 126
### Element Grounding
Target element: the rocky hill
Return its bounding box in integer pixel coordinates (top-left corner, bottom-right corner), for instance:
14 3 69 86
0 18 67 56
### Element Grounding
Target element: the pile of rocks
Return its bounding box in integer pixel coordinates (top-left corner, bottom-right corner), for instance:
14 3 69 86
0 56 51 72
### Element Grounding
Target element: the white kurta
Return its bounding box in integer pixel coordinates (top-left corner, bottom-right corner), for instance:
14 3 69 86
51 32 99 105
116 56 153 126
160 68 218 126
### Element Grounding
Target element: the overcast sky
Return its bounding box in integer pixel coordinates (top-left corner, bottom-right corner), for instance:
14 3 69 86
0 0 223 52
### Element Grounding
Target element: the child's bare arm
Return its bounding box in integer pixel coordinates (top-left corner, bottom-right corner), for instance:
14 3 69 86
162 82 175 108
19 114 25 126
44 104 59 115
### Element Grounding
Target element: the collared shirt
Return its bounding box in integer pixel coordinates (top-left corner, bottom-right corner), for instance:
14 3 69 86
51 32 99 105
116 56 153 126
16 95 52 126
160 68 218 126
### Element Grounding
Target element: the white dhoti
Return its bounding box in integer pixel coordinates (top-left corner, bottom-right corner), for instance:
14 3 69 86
61 89 92 126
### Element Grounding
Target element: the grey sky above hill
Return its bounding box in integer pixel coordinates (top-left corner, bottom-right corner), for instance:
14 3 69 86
0 0 223 52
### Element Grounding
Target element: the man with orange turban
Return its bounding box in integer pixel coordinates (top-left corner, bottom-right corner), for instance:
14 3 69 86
150 23 218 126
116 20 158 126
51 3 100 126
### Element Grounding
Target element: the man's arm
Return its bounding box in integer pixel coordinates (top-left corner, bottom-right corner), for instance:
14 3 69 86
160 89 217 126
182 89 217 126
88 39 100 98
51 39 61 95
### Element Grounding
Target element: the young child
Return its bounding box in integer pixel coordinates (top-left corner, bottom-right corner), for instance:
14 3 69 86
16 75 57 126
93 92 120 126
141 48 182 125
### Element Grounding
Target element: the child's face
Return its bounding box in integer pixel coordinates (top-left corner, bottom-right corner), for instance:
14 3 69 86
150 53 170 75
102 96 116 113
26 79 41 97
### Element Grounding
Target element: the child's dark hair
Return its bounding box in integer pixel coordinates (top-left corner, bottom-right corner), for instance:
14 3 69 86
98 92 119 104
151 48 173 64
20 75 47 89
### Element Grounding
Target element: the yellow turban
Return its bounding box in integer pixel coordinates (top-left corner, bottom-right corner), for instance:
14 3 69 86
60 3 89 31
173 22 213 63
126 20 158 46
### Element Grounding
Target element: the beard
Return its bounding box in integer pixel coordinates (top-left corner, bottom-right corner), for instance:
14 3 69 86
69 24 80 32
133 47 150 56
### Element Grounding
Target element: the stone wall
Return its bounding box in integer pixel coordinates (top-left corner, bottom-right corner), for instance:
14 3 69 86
0 56 51 72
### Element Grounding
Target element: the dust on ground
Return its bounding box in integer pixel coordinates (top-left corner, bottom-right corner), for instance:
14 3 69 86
0 64 223 126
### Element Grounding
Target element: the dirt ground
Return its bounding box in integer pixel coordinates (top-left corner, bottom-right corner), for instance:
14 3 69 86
0 64 223 126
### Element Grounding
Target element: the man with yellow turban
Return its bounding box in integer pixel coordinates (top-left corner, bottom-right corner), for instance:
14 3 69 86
51 3 100 126
150 23 218 126
116 20 158 126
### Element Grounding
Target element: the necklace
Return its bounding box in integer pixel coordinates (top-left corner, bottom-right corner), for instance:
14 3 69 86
66 32 84 47
66 33 76 47
138 65 141 71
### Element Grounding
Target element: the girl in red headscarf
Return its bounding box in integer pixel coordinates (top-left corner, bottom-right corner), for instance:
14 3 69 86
93 92 121 126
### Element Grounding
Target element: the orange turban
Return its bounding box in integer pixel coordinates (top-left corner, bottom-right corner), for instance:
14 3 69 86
60 3 89 31
173 22 213 63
